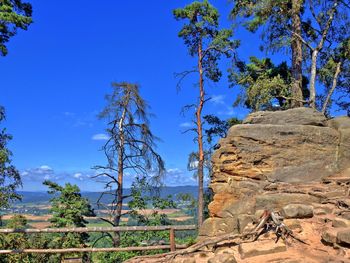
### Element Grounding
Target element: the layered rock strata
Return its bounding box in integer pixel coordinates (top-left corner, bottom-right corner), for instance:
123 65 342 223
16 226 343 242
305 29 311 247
201 108 350 238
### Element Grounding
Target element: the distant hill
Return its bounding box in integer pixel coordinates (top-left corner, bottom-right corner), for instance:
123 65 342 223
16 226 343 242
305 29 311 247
15 185 199 205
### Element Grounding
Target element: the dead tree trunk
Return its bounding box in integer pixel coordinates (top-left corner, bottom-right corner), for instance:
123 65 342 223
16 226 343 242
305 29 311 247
113 93 129 247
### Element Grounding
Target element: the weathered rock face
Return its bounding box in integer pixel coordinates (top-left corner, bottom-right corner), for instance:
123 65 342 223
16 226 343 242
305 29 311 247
201 108 350 238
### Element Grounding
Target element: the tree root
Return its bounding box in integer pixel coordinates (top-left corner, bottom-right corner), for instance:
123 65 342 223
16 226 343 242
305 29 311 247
125 210 309 263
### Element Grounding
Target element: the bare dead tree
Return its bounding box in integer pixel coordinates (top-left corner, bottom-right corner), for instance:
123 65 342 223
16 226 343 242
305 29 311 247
93 82 165 246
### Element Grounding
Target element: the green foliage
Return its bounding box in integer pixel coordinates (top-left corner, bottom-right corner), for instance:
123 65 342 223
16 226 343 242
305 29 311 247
230 0 291 52
176 189 213 221
44 180 95 229
174 0 238 82
0 106 21 211
203 114 241 144
0 0 32 56
0 214 68 263
0 215 30 263
231 0 350 112
43 181 95 262
230 57 309 111
128 176 175 226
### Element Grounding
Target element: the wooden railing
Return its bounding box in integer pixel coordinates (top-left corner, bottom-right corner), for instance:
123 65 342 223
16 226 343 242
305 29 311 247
0 225 197 254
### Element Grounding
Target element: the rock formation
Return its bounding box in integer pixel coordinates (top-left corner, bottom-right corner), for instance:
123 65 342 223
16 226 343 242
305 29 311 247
196 107 350 261
127 108 350 262
200 108 350 237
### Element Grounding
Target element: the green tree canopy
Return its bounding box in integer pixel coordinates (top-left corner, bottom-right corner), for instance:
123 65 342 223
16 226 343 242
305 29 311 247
231 57 309 111
230 0 305 107
0 106 21 210
0 0 32 56
0 215 30 263
44 180 95 229
43 180 95 261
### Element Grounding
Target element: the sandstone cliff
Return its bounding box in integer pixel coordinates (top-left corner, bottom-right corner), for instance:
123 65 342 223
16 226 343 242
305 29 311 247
201 108 350 239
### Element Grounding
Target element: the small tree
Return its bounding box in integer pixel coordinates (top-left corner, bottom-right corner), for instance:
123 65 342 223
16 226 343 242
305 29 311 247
0 0 32 56
43 180 95 262
94 82 165 246
0 106 21 212
174 0 237 227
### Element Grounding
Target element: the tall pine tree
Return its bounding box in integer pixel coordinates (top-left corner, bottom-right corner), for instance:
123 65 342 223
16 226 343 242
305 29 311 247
174 0 237 226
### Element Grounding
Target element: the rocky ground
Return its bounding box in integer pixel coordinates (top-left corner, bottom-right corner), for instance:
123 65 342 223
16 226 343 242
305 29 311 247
127 172 350 262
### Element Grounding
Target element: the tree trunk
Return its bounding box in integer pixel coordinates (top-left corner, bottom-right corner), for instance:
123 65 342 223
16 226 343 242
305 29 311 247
197 37 205 228
113 150 123 247
291 0 303 108
309 50 319 109
322 61 342 114
113 103 128 247
309 1 338 109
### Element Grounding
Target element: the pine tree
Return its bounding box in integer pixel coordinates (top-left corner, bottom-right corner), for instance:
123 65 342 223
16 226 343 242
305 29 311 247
174 0 237 227
43 180 95 261
0 0 32 56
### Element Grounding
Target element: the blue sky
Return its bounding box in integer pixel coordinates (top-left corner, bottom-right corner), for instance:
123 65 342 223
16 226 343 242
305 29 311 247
1 1 276 191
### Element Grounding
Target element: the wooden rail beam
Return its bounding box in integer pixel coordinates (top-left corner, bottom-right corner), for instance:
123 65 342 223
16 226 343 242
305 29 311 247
0 244 189 254
0 225 197 234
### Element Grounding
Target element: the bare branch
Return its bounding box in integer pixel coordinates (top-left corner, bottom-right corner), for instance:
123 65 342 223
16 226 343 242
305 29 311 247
322 61 342 114
317 0 339 51
174 70 198 92
276 95 310 104
288 29 315 51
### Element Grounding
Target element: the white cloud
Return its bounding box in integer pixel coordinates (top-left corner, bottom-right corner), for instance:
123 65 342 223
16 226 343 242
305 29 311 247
92 133 109 141
165 168 196 186
210 94 225 105
167 168 182 173
74 173 82 178
208 94 236 116
39 165 53 171
179 122 193 128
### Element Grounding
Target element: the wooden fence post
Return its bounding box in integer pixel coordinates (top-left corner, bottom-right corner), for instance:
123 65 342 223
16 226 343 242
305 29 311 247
169 228 176 252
